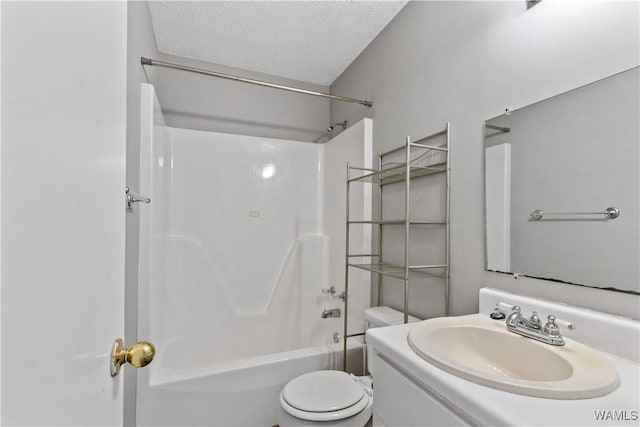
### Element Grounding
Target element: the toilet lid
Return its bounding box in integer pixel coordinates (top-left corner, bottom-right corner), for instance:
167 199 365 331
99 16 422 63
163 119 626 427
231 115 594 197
280 390 371 422
282 370 365 412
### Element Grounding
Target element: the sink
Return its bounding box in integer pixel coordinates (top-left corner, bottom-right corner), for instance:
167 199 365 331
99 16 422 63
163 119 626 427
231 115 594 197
408 314 619 399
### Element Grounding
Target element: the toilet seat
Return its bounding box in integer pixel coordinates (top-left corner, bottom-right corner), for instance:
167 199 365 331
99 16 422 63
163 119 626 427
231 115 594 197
280 370 371 422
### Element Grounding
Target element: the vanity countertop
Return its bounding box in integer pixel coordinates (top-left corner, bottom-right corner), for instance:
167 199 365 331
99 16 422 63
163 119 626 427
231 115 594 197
367 321 640 427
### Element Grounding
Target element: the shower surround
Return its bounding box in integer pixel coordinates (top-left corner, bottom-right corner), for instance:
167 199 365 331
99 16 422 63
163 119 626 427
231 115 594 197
136 84 372 425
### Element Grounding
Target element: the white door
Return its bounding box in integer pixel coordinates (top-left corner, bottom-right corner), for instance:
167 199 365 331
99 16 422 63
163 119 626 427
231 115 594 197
1 2 127 425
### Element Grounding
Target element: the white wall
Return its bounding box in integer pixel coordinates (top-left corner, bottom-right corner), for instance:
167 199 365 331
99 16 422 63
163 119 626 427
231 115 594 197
153 127 326 372
330 1 640 319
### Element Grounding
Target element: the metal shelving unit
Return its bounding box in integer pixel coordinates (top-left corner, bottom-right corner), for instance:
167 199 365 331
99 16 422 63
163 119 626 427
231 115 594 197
342 123 450 372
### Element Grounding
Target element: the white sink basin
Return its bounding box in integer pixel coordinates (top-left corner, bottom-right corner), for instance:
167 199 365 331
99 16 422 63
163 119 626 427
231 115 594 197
408 314 619 399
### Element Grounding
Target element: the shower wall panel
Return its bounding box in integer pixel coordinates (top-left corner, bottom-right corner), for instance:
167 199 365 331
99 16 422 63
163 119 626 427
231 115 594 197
155 127 332 371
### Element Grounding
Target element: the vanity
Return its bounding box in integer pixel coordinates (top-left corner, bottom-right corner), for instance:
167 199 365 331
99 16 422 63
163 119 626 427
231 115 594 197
366 288 640 426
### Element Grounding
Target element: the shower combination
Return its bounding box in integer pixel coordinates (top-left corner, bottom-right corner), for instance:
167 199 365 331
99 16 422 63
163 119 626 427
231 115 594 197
327 120 347 133
136 57 375 427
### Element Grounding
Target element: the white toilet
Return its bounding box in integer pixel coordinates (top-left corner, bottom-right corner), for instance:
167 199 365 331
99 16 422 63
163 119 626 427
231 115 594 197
277 306 420 427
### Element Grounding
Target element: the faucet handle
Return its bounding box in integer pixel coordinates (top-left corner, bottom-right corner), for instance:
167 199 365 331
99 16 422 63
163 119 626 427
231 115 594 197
544 315 560 336
544 315 574 335
322 286 336 296
529 311 541 326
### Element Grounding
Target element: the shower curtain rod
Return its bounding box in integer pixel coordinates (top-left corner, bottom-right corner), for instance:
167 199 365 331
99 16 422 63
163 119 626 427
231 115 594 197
141 57 373 107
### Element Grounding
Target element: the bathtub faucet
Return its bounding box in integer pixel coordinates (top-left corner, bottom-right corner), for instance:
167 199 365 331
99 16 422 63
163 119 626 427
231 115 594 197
321 308 341 319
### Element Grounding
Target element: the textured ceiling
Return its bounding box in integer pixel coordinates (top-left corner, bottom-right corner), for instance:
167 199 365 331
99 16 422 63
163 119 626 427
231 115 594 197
148 1 407 86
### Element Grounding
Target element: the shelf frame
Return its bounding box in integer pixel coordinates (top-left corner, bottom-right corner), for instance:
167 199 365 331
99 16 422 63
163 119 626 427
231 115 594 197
342 123 451 373
348 219 445 225
347 162 447 186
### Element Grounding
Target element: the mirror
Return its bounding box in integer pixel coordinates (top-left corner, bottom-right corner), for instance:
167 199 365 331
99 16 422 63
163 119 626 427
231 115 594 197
484 67 639 294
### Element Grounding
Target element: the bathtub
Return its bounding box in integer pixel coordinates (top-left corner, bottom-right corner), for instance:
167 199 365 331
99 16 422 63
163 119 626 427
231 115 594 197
153 339 364 392
136 338 364 426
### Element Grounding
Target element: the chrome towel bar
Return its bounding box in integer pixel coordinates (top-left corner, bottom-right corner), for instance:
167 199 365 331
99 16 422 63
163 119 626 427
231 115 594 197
530 207 620 220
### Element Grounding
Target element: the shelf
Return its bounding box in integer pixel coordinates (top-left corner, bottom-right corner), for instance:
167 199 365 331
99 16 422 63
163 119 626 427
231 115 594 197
342 123 451 372
348 219 445 225
349 162 446 186
348 262 447 280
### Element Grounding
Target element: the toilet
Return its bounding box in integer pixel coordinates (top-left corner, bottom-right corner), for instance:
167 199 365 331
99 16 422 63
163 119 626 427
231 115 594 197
277 306 420 427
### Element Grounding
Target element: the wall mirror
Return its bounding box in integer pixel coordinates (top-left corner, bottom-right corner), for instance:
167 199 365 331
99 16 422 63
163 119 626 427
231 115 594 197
484 67 639 294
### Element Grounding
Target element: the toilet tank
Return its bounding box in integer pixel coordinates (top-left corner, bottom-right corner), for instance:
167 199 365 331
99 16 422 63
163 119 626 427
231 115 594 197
364 306 420 328
364 306 420 375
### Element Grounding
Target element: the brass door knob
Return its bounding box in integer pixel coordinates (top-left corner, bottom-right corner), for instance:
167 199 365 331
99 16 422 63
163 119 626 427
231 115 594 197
110 338 156 377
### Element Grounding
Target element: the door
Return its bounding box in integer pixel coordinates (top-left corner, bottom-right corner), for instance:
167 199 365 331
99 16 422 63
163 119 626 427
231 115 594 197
1 2 127 425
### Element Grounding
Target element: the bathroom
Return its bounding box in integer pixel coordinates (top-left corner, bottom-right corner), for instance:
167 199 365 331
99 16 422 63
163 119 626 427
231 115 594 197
1 1 638 426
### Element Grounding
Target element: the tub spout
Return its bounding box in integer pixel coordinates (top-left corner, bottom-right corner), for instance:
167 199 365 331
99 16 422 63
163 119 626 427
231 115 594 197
321 308 341 319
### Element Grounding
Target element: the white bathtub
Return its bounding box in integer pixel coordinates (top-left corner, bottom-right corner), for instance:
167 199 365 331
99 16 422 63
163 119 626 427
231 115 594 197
137 339 364 426
154 339 364 392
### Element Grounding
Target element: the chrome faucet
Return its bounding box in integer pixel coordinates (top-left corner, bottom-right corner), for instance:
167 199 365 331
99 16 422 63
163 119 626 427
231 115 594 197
321 286 346 301
505 306 572 346
321 308 341 319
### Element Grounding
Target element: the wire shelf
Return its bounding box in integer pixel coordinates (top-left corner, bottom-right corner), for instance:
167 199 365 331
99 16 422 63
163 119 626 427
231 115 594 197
348 219 446 225
349 161 446 185
348 262 447 280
